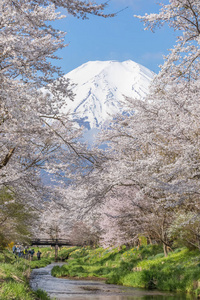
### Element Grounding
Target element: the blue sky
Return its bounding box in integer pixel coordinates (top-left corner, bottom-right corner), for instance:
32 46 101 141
55 0 176 74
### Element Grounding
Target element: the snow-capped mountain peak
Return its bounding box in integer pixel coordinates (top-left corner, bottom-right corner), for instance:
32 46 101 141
62 60 155 129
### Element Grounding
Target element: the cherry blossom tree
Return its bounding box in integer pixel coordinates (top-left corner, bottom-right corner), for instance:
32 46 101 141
95 0 200 207
0 0 113 192
168 211 200 250
136 0 200 85
0 0 115 243
127 0 200 206
98 186 175 255
69 0 200 250
69 221 100 246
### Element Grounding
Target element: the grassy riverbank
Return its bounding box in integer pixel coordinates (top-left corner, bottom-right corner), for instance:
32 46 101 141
0 249 53 300
52 245 200 298
1 245 200 298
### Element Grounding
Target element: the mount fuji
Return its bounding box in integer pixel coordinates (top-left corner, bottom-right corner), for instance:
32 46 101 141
62 60 155 130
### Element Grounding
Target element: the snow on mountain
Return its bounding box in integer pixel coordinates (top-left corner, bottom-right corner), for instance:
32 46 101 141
62 60 155 129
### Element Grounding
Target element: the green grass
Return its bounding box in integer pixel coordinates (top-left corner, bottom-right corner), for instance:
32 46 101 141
51 245 200 297
29 258 52 269
0 246 78 299
0 249 53 300
56 246 78 261
0 280 35 300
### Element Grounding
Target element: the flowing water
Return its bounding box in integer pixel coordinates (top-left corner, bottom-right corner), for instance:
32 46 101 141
30 263 196 300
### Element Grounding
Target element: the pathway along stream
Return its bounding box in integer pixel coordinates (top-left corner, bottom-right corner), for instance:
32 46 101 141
30 263 196 300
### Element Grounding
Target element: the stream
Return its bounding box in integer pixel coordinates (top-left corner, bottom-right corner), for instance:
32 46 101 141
30 263 196 300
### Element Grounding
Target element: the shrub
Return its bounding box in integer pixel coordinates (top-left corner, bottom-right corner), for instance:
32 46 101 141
34 289 51 300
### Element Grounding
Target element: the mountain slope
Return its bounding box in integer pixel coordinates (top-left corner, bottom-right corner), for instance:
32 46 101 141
62 60 155 129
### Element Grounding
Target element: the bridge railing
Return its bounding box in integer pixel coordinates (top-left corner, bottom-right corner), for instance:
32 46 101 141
30 239 75 246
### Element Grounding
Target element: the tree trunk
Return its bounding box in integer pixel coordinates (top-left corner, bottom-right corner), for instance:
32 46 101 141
163 243 168 257
147 233 152 245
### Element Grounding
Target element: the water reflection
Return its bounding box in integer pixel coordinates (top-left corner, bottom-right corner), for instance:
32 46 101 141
30 263 196 300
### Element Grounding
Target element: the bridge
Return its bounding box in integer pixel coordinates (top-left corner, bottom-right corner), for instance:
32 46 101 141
30 239 76 261
30 239 74 247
